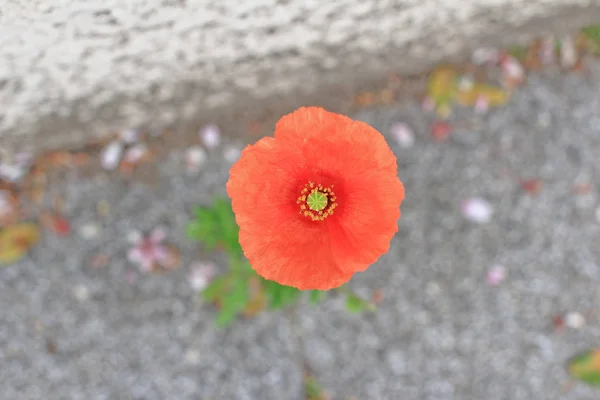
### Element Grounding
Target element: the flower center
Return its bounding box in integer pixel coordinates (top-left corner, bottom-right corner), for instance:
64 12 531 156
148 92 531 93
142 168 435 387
296 181 338 221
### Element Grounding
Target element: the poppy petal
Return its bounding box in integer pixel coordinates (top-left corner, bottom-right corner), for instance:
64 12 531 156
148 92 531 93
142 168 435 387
227 107 404 290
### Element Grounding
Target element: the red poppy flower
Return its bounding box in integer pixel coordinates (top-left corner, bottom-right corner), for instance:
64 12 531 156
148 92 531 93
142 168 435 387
226 107 404 290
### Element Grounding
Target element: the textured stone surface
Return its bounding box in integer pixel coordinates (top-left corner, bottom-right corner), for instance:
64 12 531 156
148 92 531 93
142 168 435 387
3 64 600 399
2 0 600 154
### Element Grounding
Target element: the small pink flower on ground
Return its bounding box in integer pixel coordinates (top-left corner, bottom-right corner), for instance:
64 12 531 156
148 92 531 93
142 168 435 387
188 262 216 291
421 96 436 112
390 122 415 149
564 312 586 329
474 96 489 114
487 265 506 286
200 124 221 149
127 227 171 273
101 141 124 171
223 146 242 163
462 197 493 223
185 146 207 175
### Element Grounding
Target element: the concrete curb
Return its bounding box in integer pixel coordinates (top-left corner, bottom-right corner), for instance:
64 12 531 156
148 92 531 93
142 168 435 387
2 0 600 154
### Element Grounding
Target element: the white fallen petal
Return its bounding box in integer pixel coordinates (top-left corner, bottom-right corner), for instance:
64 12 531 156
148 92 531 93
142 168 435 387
188 262 216 291
79 222 101 239
72 284 90 301
564 312 586 329
185 146 207 175
457 75 474 91
560 36 577 69
124 144 148 164
462 197 494 223
184 348 201 364
501 56 524 80
223 146 241 163
119 128 140 144
0 163 26 182
472 48 500 65
200 124 221 149
101 141 124 171
390 122 415 149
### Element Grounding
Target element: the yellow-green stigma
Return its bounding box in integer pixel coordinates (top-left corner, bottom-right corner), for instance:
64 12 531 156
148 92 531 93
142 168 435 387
307 191 327 211
296 181 338 221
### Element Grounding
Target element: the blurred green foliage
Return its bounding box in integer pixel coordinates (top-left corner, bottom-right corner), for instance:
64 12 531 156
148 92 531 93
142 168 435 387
186 197 375 327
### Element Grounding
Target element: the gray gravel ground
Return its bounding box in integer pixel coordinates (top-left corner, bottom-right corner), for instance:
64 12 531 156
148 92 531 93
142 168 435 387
4 61 600 400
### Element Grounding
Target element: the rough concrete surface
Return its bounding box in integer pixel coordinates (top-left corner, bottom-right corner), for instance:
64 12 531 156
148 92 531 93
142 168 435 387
3 0 600 154
3 62 600 400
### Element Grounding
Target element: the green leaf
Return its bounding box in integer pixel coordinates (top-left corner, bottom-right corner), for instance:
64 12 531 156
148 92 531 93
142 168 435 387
215 276 249 328
185 221 203 241
308 290 325 305
264 279 301 309
568 349 600 387
345 294 365 313
188 198 242 256
582 25 600 43
507 45 527 61
201 275 230 302
304 376 325 400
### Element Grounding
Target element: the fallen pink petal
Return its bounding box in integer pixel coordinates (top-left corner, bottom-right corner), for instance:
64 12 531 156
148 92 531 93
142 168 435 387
474 96 489 114
501 55 525 81
188 262 216 291
101 141 124 171
462 197 494 223
421 96 436 112
185 146 207 175
540 36 556 65
200 124 221 149
119 128 140 144
487 265 507 286
390 122 415 148
123 144 149 164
